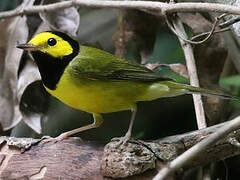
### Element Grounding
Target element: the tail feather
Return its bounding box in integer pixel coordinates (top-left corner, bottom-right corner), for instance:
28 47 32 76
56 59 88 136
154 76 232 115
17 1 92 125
183 85 237 100
164 81 238 100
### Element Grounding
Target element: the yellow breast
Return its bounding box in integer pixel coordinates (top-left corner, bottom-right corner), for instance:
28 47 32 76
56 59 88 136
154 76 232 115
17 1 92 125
45 71 148 114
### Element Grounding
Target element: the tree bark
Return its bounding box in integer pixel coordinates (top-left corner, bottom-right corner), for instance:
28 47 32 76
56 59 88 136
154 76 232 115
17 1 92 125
0 120 240 179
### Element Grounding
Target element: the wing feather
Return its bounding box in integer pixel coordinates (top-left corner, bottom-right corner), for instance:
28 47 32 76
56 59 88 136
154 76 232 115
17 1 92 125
68 46 172 82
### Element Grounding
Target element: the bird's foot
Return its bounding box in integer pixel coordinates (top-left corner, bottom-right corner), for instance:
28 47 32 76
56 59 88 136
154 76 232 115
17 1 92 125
54 132 70 141
39 136 58 144
40 133 70 144
111 131 132 147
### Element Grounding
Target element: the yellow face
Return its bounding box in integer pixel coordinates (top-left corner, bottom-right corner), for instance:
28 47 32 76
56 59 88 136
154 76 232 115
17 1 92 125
28 32 73 58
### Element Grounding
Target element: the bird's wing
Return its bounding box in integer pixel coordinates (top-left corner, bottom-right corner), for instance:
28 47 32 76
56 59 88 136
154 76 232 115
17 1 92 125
68 46 172 82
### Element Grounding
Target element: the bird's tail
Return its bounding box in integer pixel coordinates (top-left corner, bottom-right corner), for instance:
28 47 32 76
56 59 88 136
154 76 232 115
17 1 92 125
164 81 238 100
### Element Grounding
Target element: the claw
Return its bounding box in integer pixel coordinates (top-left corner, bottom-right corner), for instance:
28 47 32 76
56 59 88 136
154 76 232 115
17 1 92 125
112 131 132 147
40 134 69 144
54 132 69 141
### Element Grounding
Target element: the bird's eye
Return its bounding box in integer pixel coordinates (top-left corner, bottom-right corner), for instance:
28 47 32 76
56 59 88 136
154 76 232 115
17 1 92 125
47 38 57 46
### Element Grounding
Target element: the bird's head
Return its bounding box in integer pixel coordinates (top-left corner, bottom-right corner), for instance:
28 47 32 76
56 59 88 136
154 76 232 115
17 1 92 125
17 31 79 90
17 31 79 58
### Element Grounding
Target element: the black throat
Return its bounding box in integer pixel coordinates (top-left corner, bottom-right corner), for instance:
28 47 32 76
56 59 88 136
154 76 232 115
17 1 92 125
31 35 79 90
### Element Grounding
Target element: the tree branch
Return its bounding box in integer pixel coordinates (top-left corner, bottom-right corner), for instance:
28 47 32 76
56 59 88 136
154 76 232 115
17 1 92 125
171 15 207 129
1 1 240 20
170 14 208 180
0 118 240 179
153 116 240 180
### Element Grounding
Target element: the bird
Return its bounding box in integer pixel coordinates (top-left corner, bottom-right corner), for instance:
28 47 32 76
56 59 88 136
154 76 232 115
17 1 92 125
17 31 237 144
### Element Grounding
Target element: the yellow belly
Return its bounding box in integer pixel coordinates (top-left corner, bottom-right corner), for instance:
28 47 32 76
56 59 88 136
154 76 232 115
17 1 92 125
45 72 149 113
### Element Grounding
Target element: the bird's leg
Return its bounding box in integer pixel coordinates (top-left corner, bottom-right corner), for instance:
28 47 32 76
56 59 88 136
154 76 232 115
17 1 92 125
51 113 104 141
116 107 137 146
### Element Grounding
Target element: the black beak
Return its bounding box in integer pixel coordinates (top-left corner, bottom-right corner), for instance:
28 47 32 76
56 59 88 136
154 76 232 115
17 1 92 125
16 43 40 51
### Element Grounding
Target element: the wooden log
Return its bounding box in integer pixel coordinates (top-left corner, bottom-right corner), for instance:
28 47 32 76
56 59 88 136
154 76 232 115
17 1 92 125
0 120 239 179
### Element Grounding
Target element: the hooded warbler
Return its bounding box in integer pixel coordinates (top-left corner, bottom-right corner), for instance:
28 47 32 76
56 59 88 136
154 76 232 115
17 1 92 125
17 31 236 143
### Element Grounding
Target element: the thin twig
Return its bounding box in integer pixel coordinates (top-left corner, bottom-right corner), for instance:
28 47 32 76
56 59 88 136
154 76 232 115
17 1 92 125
153 116 240 180
2 1 240 19
190 13 228 42
219 16 240 28
164 15 206 45
165 13 227 45
165 14 201 44
171 15 207 129
168 14 208 180
191 27 231 41
192 13 227 43
168 13 209 180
